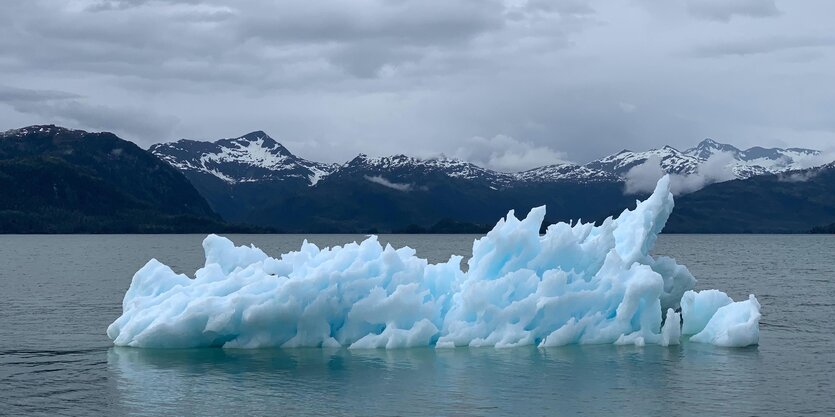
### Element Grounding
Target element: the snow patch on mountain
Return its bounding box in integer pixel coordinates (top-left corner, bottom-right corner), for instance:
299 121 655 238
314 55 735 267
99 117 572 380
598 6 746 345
1 125 87 139
683 138 821 177
587 146 702 177
589 138 826 194
344 154 518 187
344 154 619 186
515 163 618 183
589 139 822 183
149 132 337 185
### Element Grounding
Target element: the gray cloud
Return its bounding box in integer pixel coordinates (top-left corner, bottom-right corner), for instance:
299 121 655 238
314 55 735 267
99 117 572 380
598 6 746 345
624 152 738 195
0 85 178 141
0 85 81 102
0 0 833 166
452 135 568 173
685 0 780 22
85 0 206 12
778 170 819 183
364 175 413 192
624 157 667 195
694 36 835 57
0 0 509 90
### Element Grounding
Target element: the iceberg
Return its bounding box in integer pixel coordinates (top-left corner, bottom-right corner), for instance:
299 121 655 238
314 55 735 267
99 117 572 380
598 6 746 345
689 294 761 347
107 176 760 349
681 289 734 335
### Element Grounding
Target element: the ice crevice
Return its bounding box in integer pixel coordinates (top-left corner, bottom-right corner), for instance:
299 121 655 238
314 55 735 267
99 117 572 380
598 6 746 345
107 176 761 349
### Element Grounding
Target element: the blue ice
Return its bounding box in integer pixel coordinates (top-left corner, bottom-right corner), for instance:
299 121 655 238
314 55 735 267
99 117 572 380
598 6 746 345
107 176 760 349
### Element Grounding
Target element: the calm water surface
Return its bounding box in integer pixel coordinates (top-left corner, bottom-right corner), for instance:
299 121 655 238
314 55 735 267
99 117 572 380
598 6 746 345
1 234 834 416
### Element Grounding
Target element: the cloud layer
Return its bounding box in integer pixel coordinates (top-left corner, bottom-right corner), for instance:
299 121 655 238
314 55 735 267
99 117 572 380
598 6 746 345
452 135 568 173
364 175 413 192
1 0 833 168
624 153 738 195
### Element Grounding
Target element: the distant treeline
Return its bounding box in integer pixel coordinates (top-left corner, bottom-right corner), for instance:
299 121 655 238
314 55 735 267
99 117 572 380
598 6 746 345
810 223 835 234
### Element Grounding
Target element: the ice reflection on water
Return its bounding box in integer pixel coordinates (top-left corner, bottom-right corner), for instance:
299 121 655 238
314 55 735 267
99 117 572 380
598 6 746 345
107 343 762 416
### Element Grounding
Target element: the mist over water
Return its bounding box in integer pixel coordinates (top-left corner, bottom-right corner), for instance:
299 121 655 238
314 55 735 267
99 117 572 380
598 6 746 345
1 234 834 416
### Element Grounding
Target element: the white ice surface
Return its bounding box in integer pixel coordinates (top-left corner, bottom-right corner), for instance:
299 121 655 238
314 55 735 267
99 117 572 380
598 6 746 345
107 176 759 349
689 294 761 347
680 289 733 335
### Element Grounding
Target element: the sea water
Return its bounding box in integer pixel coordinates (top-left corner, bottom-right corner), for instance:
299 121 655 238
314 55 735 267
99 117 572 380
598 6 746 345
1 234 833 416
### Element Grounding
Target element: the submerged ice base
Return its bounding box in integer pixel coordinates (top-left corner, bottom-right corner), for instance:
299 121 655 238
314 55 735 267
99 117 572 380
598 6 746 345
107 176 760 349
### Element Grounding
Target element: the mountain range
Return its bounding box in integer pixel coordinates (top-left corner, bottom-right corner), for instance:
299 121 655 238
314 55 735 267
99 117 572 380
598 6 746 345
2 124 833 233
587 139 821 179
151 133 821 188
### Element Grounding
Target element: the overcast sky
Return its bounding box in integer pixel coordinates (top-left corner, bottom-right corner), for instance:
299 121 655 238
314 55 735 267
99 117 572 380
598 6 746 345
1 0 833 170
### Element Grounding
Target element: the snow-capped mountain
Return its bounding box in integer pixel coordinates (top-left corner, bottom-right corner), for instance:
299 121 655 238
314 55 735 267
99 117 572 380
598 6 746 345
1 124 87 140
149 131 336 185
335 154 518 188
683 138 742 160
150 133 619 188
336 154 621 187
682 139 821 178
515 163 617 183
586 146 702 176
587 139 822 180
150 132 826 192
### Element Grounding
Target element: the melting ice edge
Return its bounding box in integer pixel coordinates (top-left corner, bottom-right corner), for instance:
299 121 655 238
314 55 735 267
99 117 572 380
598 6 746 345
108 176 761 349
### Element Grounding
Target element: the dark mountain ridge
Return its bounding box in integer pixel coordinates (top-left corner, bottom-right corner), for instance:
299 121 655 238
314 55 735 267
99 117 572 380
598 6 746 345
0 125 258 233
667 163 835 233
149 130 834 233
3 125 833 233
150 131 635 232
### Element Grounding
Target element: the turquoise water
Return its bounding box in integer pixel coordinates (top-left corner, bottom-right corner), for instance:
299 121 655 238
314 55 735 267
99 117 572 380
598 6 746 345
1 234 834 416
